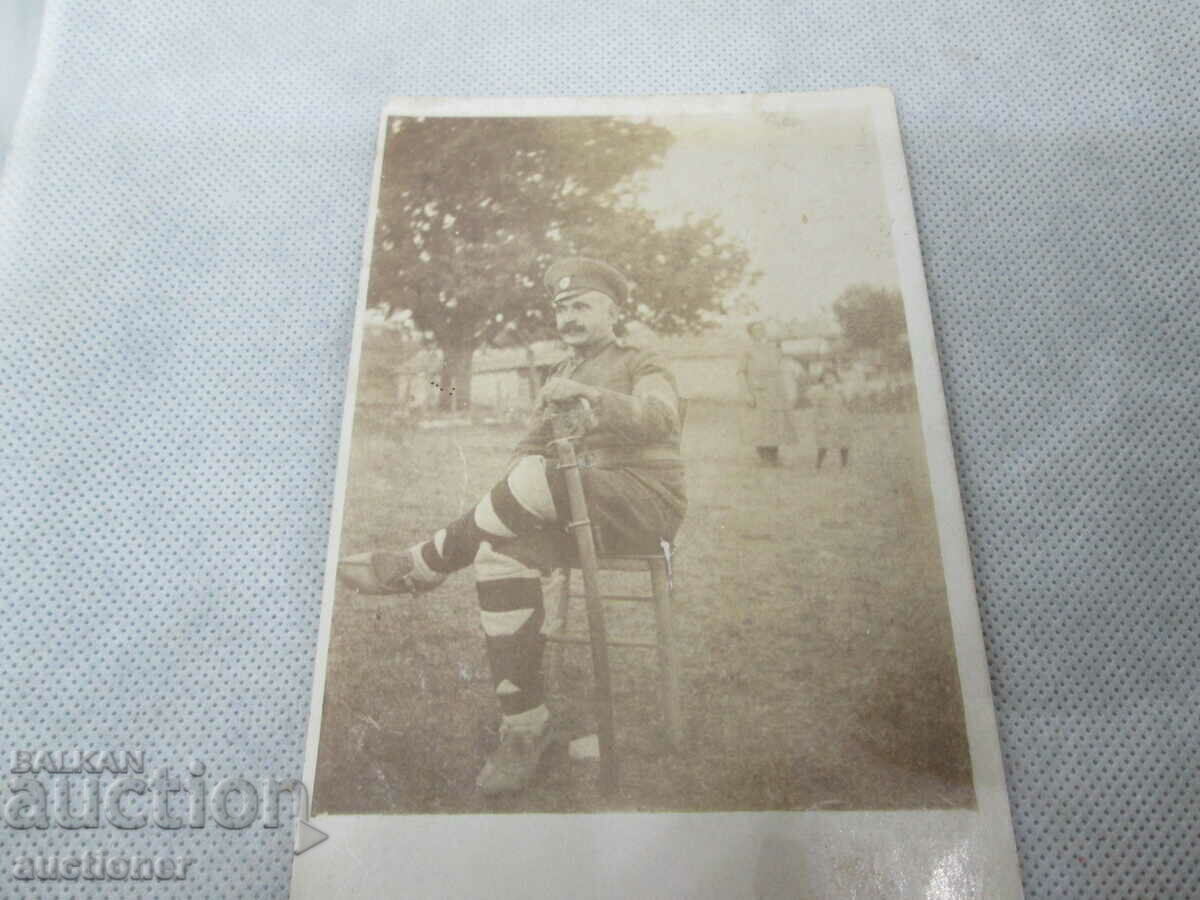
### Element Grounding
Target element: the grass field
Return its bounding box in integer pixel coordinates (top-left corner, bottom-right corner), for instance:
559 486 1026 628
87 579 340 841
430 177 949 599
312 399 974 814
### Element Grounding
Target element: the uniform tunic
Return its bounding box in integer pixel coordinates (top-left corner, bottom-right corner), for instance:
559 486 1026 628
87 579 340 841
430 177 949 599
737 342 798 447
506 338 687 563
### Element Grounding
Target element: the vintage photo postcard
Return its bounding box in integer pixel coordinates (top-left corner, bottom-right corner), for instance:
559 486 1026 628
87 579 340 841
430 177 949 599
293 90 1022 897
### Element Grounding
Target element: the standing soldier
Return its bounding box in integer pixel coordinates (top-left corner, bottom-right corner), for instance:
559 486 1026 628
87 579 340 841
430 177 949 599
737 320 798 465
337 257 687 796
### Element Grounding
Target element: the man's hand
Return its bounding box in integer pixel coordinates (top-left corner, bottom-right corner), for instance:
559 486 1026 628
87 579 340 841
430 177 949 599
537 377 599 409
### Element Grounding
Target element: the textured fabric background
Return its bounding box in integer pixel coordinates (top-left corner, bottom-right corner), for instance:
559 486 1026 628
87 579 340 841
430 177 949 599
1 1 1198 897
0 0 44 163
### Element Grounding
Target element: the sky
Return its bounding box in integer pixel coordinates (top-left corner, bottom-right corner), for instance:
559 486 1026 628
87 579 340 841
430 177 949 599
638 106 900 323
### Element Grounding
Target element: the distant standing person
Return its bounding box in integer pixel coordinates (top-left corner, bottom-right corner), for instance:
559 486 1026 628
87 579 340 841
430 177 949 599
810 369 851 469
737 321 797 465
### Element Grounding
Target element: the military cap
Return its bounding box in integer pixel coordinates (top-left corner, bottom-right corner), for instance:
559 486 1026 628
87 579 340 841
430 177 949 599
544 257 629 305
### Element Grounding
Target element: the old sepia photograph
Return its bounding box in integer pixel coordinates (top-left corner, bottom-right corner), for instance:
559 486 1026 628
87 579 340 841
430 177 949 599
305 92 987 824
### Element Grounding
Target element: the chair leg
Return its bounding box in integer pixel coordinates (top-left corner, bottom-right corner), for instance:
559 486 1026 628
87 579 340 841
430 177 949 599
649 559 684 750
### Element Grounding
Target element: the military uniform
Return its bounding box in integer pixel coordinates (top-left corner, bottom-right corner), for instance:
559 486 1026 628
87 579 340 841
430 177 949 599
339 257 686 794
506 336 687 565
453 331 686 748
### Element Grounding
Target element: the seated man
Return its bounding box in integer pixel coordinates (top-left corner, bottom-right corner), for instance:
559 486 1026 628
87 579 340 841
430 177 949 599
338 257 687 795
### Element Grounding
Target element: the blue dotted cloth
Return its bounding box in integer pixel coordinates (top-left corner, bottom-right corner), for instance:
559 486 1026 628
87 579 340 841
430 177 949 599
1 2 1197 897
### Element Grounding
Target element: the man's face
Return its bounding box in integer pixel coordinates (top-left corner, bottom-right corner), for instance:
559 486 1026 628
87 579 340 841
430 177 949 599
554 290 616 349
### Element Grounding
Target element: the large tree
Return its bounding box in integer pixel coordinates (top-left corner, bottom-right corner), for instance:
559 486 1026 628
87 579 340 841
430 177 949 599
367 116 754 409
831 284 911 372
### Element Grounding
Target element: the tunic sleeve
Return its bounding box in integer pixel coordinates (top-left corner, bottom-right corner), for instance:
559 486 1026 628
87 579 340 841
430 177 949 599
591 350 680 444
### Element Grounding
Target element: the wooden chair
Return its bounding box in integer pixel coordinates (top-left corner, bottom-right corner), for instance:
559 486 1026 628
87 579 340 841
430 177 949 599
544 400 685 795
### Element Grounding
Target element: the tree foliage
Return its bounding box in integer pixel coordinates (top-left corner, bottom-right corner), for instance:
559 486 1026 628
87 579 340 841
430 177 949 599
366 116 755 407
831 284 911 371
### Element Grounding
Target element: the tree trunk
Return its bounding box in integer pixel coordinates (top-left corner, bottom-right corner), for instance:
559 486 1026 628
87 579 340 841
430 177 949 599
524 346 542 407
438 342 474 412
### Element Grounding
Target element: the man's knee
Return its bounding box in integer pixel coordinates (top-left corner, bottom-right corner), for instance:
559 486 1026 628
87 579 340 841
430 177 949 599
473 456 558 539
474 542 545 640
474 541 541 583
505 456 558 521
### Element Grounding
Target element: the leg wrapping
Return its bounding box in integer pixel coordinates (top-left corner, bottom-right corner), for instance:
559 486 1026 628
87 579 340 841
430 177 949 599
476 548 546 716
